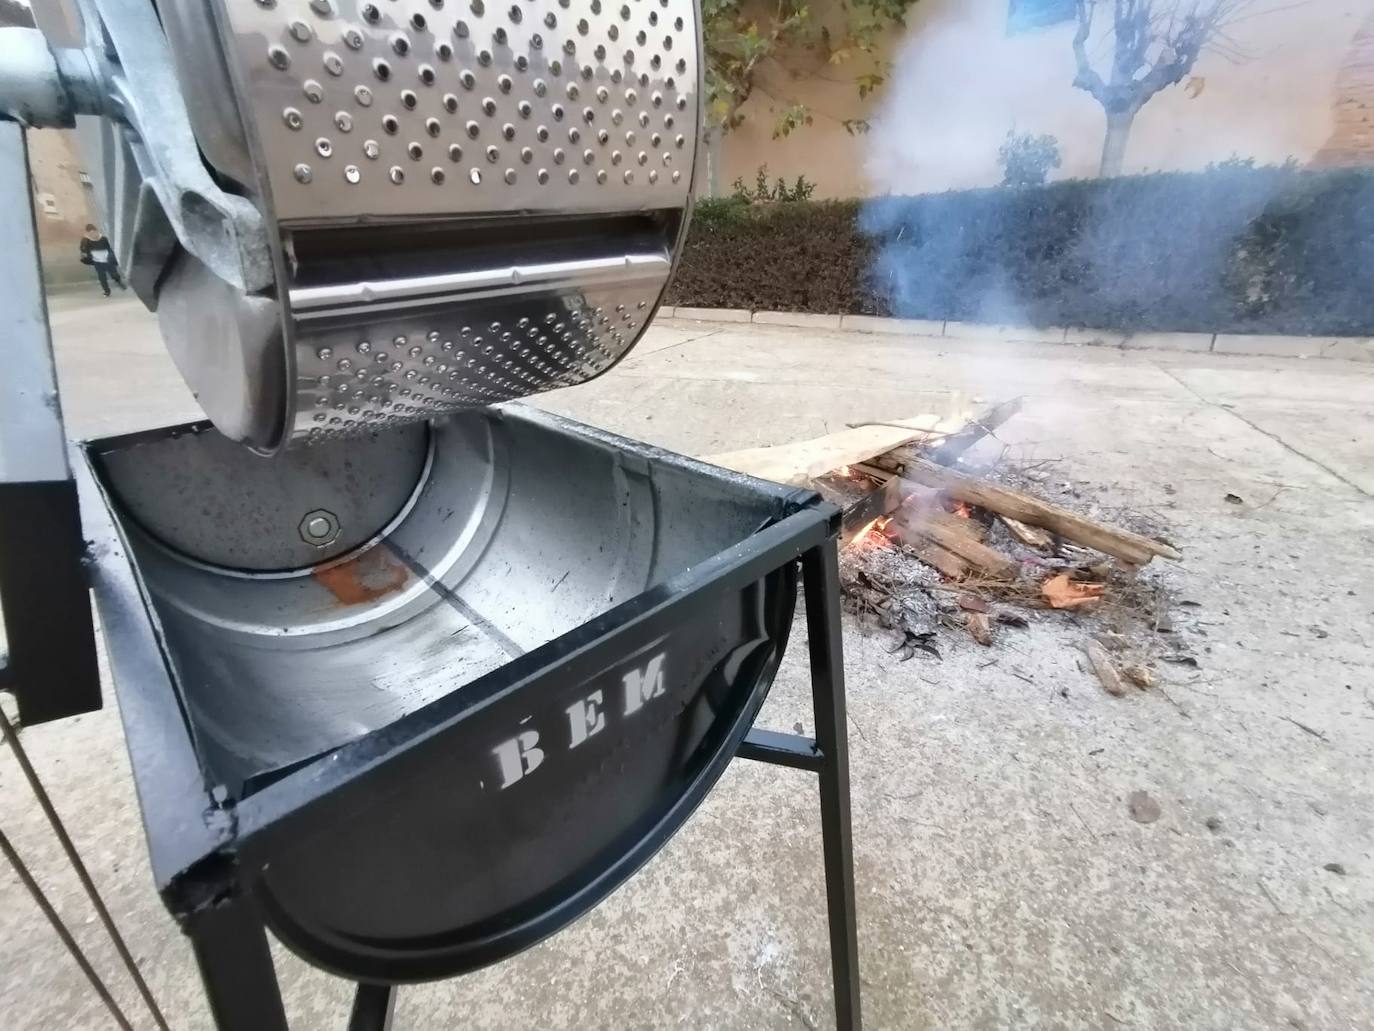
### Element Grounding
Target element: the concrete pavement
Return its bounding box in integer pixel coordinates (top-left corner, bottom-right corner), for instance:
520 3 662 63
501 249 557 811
3 287 1372 1029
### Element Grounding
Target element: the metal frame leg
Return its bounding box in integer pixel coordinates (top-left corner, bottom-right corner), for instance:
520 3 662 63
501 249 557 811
349 983 397 1031
186 896 289 1031
739 537 862 1031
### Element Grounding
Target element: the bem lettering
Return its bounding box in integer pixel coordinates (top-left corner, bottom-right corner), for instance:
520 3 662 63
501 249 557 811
566 689 606 748
492 729 544 788
621 652 666 716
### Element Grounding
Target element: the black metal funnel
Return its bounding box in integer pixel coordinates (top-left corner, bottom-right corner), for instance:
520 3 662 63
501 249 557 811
77 405 833 983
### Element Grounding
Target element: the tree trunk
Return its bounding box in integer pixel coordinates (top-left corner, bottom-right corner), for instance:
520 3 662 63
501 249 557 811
1099 109 1136 177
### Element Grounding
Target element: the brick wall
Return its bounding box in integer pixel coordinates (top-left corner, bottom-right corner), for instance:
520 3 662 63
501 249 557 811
1312 15 1374 167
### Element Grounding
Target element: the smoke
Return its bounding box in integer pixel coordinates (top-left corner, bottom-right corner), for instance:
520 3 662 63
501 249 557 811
854 0 1372 337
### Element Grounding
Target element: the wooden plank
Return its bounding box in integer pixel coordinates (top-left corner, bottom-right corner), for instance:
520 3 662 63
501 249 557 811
900 458 1181 565
706 414 960 487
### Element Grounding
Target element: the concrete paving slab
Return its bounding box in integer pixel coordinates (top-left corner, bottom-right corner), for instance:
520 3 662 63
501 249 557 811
1322 337 1374 362
751 310 843 330
1121 330 1215 352
673 306 752 323
943 321 1066 344
838 314 945 336
1064 326 1129 347
1213 333 1330 359
6 289 1373 1030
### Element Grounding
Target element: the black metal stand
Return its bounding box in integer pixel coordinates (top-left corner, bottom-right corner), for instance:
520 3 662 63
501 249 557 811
739 539 862 1031
184 538 859 1031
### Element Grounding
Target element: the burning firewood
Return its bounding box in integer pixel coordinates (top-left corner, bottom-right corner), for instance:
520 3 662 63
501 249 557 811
899 458 1181 567
707 398 1184 665
889 506 1019 581
999 515 1052 550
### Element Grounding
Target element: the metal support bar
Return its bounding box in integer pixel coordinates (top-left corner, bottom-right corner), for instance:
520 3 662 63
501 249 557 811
0 711 169 1030
348 983 397 1031
0 119 102 724
738 728 824 773
802 540 863 1031
187 897 289 1031
0 826 135 1031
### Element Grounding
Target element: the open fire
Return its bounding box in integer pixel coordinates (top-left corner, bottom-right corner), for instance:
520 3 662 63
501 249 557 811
707 397 1183 687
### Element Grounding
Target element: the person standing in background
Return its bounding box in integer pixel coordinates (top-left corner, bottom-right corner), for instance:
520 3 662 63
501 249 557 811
79 223 124 297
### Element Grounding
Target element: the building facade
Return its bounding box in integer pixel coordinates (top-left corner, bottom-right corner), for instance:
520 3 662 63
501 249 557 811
718 0 1374 197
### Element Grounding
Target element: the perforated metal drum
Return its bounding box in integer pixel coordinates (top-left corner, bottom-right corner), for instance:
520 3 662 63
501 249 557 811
143 0 700 451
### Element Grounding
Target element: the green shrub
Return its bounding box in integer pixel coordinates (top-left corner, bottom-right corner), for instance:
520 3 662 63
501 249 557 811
998 130 1062 187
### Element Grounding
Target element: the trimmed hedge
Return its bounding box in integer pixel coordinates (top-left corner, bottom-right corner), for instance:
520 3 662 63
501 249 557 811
667 197 882 315
665 166 1374 336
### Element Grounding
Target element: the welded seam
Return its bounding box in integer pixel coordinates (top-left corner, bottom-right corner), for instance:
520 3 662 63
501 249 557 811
1156 363 1371 499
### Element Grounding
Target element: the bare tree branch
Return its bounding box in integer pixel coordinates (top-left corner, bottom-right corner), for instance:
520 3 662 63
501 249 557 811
1071 0 1265 174
1073 0 1108 102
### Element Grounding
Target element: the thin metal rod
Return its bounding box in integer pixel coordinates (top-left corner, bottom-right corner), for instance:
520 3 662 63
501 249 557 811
348 983 397 1031
0 710 171 1030
0 826 136 1031
802 540 863 1031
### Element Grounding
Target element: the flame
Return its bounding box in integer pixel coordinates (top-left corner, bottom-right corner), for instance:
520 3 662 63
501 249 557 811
848 515 894 546
952 501 973 519
851 517 879 540
838 465 852 477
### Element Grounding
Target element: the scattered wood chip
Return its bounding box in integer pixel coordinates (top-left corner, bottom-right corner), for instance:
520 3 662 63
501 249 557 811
956 594 990 613
1081 639 1128 697
1042 574 1105 610
966 612 993 646
1094 631 1130 652
1122 665 1156 689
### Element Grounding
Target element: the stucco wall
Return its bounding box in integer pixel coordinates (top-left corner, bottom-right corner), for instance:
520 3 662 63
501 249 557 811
26 128 96 282
719 0 1374 198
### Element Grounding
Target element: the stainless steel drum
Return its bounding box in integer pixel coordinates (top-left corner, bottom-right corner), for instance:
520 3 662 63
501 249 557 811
62 0 701 452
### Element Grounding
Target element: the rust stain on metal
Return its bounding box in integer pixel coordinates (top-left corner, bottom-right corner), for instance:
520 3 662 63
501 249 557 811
313 547 409 605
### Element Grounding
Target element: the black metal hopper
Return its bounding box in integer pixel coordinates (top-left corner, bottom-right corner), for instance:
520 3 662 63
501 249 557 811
73 405 861 1029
